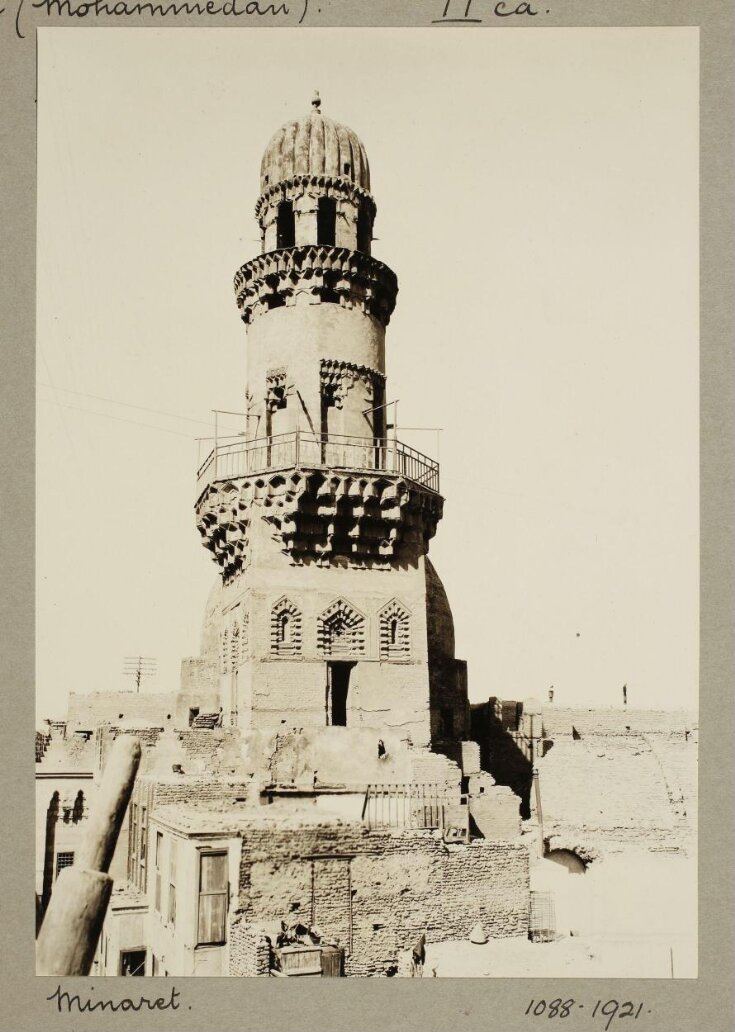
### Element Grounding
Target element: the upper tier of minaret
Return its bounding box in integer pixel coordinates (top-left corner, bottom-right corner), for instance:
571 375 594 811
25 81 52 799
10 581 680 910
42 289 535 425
253 92 377 258
260 91 371 194
199 97 441 580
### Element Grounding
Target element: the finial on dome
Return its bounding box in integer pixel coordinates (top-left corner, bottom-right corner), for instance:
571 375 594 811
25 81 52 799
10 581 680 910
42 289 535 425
311 91 322 113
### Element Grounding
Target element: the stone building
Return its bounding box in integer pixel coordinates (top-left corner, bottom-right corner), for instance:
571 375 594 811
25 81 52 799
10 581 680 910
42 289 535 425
183 92 468 757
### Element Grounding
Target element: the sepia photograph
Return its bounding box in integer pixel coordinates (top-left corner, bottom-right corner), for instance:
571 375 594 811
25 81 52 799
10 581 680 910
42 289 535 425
34 26 699 981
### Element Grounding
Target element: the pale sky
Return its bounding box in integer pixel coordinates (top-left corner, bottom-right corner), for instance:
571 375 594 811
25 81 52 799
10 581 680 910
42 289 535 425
36 27 699 717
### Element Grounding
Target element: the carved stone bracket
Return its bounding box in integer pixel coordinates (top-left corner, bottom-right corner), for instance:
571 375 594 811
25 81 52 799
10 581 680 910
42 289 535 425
320 359 384 410
196 468 442 583
234 245 398 327
265 368 289 412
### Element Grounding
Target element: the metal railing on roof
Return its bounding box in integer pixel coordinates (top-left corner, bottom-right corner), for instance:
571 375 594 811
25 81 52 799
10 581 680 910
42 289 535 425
196 430 440 498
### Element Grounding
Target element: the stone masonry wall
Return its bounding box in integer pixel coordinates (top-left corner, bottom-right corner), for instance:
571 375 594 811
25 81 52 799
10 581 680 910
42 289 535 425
237 821 529 976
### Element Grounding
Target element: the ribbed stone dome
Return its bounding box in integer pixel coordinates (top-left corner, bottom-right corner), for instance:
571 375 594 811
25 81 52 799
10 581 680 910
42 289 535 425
260 92 370 194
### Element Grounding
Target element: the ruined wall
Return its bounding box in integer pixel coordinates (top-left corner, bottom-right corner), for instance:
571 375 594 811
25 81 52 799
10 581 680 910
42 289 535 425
37 731 96 771
536 733 696 856
175 728 245 775
472 700 697 854
177 658 219 726
36 730 50 762
534 705 697 855
132 773 256 814
536 706 697 739
536 705 697 850
237 821 529 976
470 699 532 818
470 785 522 841
228 918 271 976
67 691 178 730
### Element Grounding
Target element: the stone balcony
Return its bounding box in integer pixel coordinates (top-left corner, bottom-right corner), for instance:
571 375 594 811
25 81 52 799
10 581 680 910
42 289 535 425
195 431 443 578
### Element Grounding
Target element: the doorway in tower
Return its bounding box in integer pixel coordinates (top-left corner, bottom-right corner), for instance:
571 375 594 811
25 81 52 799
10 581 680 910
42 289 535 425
326 662 355 726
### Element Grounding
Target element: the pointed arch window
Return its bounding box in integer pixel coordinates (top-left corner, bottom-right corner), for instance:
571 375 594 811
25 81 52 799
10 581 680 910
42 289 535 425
318 599 366 657
379 600 411 659
270 598 302 656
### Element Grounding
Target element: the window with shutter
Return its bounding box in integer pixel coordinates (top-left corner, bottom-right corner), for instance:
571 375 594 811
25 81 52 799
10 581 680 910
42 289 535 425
168 839 177 926
196 851 228 946
154 832 163 912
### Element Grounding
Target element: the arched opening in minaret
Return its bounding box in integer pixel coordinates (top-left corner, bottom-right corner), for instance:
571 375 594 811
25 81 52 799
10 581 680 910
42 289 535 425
278 612 292 645
317 197 337 246
276 200 295 248
357 200 372 254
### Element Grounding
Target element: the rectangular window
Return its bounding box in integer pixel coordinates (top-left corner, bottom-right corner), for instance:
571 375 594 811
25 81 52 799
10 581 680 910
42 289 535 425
56 851 74 877
276 200 295 248
154 831 163 912
139 805 148 890
129 802 138 883
168 839 177 926
197 851 228 946
119 949 146 976
317 196 336 246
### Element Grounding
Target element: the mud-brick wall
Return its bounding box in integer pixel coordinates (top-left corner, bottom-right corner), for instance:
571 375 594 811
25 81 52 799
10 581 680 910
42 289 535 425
347 837 529 975
67 691 179 729
176 658 219 726
228 918 271 976
238 822 529 977
176 727 244 774
538 706 697 739
536 730 697 856
135 774 255 811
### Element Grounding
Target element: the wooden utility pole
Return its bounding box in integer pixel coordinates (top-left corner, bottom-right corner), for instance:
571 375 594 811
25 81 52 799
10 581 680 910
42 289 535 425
36 736 141 976
122 655 157 692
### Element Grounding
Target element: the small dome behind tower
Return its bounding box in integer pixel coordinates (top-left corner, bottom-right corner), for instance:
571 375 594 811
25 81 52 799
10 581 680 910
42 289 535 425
260 92 371 193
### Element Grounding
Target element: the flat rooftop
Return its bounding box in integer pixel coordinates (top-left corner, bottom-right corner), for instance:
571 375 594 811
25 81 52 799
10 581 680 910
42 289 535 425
152 802 363 836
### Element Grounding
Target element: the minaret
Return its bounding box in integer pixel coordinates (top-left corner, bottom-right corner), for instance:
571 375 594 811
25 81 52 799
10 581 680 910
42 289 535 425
191 96 468 752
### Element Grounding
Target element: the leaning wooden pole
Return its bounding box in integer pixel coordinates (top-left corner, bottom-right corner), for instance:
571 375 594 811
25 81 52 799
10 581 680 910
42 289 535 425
36 735 141 976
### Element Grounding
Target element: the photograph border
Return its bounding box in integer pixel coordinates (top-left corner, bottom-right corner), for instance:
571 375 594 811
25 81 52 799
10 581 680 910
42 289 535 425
1 3 733 1030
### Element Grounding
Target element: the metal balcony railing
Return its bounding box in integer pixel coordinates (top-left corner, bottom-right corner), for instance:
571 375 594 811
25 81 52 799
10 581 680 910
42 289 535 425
196 431 440 499
361 782 448 831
